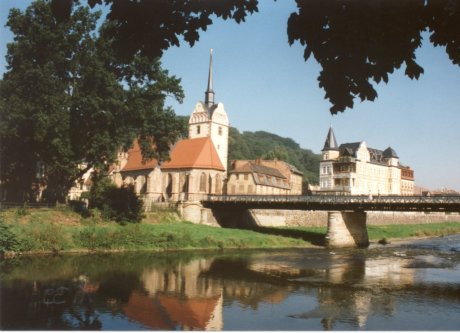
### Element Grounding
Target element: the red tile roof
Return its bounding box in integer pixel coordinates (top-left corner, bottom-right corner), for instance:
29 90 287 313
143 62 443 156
161 137 224 171
121 140 158 172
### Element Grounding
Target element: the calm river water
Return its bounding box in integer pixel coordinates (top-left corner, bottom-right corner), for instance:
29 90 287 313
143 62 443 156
1 235 460 330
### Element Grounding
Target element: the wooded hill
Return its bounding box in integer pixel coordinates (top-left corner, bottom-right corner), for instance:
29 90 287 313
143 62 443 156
228 128 320 185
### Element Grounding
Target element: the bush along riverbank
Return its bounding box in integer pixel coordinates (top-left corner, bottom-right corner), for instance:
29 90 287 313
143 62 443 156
1 207 459 257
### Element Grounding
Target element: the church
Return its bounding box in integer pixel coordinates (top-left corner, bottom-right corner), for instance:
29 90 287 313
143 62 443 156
110 50 229 209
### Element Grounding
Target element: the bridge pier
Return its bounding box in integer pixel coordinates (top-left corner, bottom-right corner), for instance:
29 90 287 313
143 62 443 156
326 211 369 248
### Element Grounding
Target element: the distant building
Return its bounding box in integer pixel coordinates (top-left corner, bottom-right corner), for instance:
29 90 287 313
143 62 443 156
67 165 93 201
227 159 303 195
319 126 414 195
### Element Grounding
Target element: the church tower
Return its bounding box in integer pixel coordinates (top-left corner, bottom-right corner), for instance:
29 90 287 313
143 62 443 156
188 50 229 171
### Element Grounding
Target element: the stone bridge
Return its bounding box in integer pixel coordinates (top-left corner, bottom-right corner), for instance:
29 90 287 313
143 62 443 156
199 195 460 248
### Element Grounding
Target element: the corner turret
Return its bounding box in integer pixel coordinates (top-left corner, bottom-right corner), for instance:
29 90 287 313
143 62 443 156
322 126 340 160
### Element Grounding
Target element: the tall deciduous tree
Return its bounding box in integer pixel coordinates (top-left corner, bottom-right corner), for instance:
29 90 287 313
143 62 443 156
0 0 184 202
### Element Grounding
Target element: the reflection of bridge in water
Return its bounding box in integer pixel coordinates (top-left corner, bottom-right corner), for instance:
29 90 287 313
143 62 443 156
201 195 460 248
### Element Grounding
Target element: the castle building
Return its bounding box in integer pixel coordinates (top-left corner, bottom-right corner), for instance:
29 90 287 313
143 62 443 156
111 50 229 206
319 126 414 195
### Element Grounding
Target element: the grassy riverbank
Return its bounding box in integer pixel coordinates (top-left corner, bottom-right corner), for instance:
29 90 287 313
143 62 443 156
1 207 459 256
0 207 307 255
367 222 460 240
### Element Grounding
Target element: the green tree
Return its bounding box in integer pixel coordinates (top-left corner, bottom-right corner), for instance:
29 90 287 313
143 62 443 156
263 145 289 162
54 0 460 114
0 1 184 202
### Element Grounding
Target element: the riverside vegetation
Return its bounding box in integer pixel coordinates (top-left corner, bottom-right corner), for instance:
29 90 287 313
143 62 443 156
0 206 306 256
1 206 460 257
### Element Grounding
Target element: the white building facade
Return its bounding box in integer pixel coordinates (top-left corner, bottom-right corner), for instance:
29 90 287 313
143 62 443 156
319 127 414 195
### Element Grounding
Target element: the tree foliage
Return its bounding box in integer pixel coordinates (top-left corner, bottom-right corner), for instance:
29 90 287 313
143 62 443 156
54 0 460 114
287 0 460 113
0 1 184 202
228 128 321 184
55 0 259 62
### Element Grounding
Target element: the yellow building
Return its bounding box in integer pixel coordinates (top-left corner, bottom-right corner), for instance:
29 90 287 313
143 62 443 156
319 127 414 195
227 159 303 195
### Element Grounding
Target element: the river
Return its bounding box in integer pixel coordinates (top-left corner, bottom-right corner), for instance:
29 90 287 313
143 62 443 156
1 234 460 330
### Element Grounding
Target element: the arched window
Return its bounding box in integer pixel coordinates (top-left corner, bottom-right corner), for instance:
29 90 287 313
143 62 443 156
136 175 146 194
215 174 221 194
165 174 173 198
199 172 207 192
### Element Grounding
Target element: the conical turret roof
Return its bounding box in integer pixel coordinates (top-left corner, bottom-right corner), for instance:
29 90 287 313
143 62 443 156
322 126 339 151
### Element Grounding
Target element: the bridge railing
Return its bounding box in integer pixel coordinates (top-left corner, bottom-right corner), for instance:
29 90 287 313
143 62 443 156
205 194 460 205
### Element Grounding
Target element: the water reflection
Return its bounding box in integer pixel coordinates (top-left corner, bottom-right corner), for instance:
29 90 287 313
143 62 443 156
126 258 223 330
1 239 460 330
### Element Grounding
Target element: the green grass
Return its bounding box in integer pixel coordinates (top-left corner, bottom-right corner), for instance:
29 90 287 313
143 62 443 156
366 222 460 240
1 207 459 256
1 208 308 255
253 222 460 245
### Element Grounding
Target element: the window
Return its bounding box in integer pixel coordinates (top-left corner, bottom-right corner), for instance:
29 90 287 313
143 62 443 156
215 174 221 194
244 174 249 181
218 126 222 135
199 172 207 192
197 125 201 134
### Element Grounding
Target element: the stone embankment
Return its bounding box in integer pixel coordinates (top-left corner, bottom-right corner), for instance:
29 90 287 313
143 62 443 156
199 207 459 228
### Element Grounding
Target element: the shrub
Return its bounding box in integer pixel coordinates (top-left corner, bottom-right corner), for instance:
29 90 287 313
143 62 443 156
68 199 90 218
88 177 144 224
104 185 144 224
15 206 28 217
0 218 20 253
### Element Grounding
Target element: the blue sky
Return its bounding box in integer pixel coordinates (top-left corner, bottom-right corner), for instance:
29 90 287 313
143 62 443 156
2 1 460 191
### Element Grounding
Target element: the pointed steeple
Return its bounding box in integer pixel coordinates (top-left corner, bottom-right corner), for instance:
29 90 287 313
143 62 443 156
322 126 339 151
204 49 215 108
